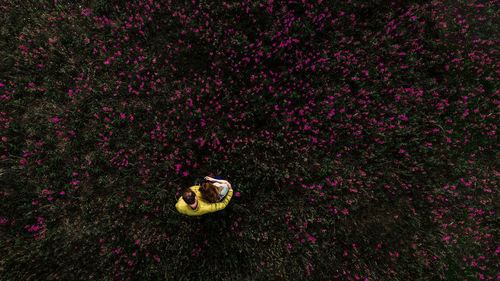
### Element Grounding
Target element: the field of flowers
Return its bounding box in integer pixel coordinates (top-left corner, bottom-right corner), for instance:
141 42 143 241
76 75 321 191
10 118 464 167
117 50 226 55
0 0 498 280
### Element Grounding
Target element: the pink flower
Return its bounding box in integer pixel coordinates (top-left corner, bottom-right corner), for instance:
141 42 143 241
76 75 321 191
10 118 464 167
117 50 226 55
235 192 240 197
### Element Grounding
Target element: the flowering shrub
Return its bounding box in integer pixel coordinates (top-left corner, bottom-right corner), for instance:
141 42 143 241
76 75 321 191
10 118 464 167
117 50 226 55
0 0 497 280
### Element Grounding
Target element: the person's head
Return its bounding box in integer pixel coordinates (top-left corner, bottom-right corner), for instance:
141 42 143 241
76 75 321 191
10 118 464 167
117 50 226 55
182 189 197 209
199 182 219 203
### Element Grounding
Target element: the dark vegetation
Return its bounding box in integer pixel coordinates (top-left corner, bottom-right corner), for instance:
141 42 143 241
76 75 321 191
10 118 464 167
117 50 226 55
0 0 498 280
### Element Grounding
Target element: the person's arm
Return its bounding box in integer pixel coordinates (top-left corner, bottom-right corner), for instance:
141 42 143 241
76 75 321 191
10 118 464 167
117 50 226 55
207 189 233 213
205 177 231 188
176 200 188 215
216 180 231 189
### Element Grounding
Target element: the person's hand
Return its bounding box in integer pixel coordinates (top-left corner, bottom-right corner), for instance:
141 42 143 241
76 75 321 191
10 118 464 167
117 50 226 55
204 176 214 181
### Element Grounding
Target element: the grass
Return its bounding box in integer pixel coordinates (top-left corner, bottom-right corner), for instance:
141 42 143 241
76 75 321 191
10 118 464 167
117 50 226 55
0 0 498 280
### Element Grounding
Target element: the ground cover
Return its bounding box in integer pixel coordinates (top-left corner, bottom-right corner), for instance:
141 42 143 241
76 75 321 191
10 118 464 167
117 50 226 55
0 0 498 280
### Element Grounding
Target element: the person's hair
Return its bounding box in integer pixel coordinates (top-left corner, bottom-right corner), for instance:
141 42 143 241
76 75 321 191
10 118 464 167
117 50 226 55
182 189 196 205
199 182 220 203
